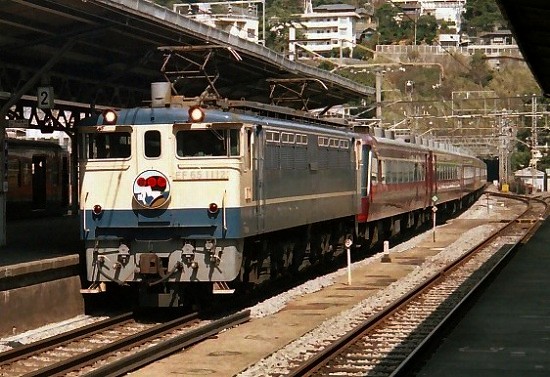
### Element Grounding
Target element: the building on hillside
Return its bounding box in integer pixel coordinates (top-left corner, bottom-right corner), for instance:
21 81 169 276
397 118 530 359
390 0 466 32
173 1 262 44
477 30 516 46
439 33 460 47
290 0 374 58
394 1 421 21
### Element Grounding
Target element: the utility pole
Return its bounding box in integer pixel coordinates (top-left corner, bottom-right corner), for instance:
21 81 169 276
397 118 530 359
498 109 512 191
530 94 539 193
375 69 383 121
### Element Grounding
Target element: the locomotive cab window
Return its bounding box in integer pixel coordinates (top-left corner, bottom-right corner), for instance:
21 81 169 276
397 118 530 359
145 130 161 158
176 129 239 157
81 131 131 159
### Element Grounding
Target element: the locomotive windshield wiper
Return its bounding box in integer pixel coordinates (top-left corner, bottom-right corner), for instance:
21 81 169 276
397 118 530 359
209 128 224 141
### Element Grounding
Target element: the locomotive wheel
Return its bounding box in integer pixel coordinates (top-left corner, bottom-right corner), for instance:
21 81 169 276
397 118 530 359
355 223 371 253
269 238 285 279
290 228 308 273
240 238 266 286
309 231 323 265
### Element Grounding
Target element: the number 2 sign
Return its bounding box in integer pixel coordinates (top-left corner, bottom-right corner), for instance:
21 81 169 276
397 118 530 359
37 86 54 109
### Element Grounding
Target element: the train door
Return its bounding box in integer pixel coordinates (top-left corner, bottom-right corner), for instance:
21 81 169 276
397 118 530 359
425 152 432 202
137 128 162 173
61 156 69 206
358 142 368 197
252 125 265 232
433 154 438 195
361 144 372 199
32 156 47 209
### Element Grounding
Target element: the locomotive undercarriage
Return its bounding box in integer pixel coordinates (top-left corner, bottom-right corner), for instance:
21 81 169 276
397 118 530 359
239 206 436 290
239 219 355 287
83 237 244 306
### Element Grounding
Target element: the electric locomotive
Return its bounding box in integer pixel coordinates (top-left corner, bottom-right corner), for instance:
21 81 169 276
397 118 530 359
79 82 486 306
78 83 362 306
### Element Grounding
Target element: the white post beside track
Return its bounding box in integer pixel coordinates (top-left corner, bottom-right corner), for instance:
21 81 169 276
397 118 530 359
432 206 437 242
345 238 353 285
382 240 391 263
431 195 439 243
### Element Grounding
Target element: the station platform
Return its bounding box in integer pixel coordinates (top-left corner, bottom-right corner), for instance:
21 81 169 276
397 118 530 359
0 215 84 337
415 212 550 375
0 214 81 266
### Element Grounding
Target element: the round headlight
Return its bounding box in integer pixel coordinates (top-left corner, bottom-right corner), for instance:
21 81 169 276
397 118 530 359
188 106 205 122
102 109 118 125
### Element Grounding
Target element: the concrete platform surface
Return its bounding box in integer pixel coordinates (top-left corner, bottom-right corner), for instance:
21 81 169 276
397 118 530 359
0 214 84 337
0 214 81 267
414 214 550 376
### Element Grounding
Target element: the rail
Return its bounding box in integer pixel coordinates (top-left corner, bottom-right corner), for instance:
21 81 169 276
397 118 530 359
0 310 250 377
287 193 547 376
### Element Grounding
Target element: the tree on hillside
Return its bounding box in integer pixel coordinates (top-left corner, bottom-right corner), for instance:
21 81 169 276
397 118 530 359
265 0 302 52
414 14 438 45
488 61 539 98
464 52 493 86
374 3 405 44
462 0 507 35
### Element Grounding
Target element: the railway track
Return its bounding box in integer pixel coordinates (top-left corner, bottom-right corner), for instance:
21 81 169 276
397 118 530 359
0 310 249 376
283 193 547 377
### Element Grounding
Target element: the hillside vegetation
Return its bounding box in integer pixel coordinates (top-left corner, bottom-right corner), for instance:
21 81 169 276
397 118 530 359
152 0 547 171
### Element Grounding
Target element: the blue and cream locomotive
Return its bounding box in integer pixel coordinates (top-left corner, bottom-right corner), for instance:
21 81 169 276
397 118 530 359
79 83 363 305
78 82 486 306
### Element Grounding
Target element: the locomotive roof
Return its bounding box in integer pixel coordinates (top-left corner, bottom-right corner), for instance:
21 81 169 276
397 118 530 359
80 104 483 162
83 105 359 136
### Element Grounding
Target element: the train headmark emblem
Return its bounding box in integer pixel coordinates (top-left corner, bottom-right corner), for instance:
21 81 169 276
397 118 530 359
133 170 170 208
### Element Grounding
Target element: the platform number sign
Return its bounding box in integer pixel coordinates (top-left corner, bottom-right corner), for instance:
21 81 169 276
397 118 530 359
37 86 54 109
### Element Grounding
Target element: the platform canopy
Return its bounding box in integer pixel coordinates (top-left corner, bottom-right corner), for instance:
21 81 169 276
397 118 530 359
497 0 550 96
0 0 373 110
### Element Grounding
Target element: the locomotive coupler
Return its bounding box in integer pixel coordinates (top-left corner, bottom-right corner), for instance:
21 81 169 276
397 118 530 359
139 254 162 275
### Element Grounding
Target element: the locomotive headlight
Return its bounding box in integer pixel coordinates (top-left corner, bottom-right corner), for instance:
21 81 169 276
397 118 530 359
208 202 219 214
188 105 205 122
102 109 118 125
93 204 103 215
